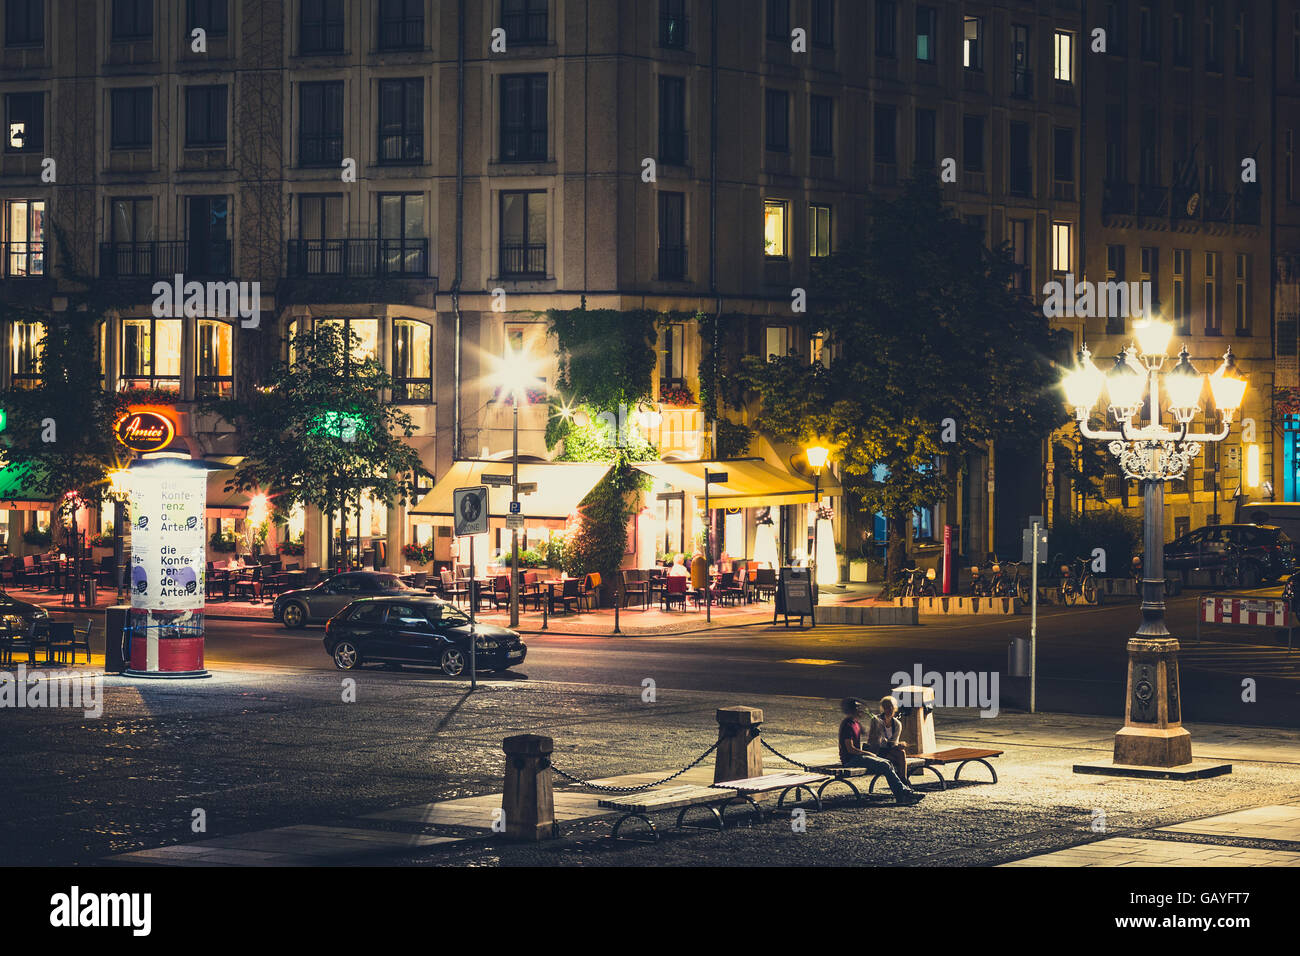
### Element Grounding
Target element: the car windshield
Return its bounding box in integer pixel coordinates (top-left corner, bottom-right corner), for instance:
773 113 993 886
374 575 408 590
436 606 471 628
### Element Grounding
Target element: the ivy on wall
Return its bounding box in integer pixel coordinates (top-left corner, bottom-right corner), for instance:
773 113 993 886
547 307 659 411
696 310 753 458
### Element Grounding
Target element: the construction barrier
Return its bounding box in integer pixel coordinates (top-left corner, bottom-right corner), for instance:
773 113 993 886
1197 594 1294 651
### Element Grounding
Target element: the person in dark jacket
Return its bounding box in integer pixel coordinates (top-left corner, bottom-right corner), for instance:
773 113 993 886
838 697 924 805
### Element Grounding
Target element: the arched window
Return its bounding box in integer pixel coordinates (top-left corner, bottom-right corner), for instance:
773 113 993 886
392 318 431 400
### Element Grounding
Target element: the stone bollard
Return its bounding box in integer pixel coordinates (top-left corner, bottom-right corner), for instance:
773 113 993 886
502 734 556 841
895 685 937 756
714 706 764 783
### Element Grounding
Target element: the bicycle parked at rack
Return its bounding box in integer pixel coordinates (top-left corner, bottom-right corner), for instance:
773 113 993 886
1056 555 1100 606
967 563 990 597
897 565 937 598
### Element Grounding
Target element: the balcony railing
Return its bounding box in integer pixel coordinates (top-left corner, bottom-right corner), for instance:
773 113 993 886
500 242 546 276
286 238 429 277
99 240 232 278
1100 182 1262 226
500 129 547 163
1 241 46 278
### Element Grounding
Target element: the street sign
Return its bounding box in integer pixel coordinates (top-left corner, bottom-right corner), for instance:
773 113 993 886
516 482 537 494
705 471 728 484
506 514 524 530
509 500 521 514
481 474 512 487
1022 528 1049 564
452 485 489 536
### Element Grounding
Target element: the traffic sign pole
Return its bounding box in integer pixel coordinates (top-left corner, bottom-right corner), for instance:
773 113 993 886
469 534 477 690
510 403 520 628
1030 520 1039 714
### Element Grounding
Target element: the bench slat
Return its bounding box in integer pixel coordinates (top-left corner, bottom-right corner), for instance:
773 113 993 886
914 748 1004 764
715 772 828 793
597 785 737 813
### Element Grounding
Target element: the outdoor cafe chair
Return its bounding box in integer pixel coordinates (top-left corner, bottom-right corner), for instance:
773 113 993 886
490 574 511 609
440 570 469 607
9 618 42 664
521 571 543 610
47 621 79 665
753 567 777 601
408 571 428 591
621 569 649 609
233 565 264 602
661 574 688 610
578 573 601 612
553 577 582 614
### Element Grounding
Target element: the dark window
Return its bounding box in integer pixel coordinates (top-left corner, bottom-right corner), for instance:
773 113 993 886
377 192 426 275
1106 245 1126 333
963 114 984 172
502 0 547 44
300 0 344 53
1235 5 1252 76
377 0 422 50
915 5 935 62
378 78 423 163
914 107 935 167
4 91 43 153
187 0 227 37
187 195 230 276
1205 0 1222 70
1105 103 1125 182
660 0 687 49
1053 127 1074 183
111 0 151 40
1011 23 1031 95
810 95 833 157
1139 3 1158 60
875 0 895 56
5 0 43 46
1008 121 1030 195
811 0 833 48
110 88 152 150
500 74 548 162
765 89 788 151
658 75 687 165
1173 0 1189 65
873 103 895 164
809 203 831 257
1105 2 1125 55
185 85 227 148
500 190 546 276
1138 106 1158 184
299 81 343 166
657 191 686 280
766 0 788 40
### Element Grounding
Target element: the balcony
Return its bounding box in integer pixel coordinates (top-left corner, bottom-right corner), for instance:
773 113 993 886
286 238 429 278
500 242 546 277
1101 182 1261 227
99 240 232 278
500 130 547 164
1 241 46 279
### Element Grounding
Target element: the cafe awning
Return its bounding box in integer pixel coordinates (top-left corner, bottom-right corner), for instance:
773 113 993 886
409 460 611 522
0 464 50 511
633 458 841 509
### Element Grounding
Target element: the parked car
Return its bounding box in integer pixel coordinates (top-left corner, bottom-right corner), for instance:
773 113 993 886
1234 501 1300 545
1163 523 1295 586
322 595 526 675
273 571 418 628
0 589 51 633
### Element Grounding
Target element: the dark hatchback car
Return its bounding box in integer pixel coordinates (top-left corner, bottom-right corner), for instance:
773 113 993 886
273 571 417 628
0 589 51 633
323 595 527 676
1163 523 1295 586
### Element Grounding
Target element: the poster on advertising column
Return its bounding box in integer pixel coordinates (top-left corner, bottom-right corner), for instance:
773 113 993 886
129 473 206 610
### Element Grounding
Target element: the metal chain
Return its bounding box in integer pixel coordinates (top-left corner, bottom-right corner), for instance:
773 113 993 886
550 741 719 793
760 738 814 772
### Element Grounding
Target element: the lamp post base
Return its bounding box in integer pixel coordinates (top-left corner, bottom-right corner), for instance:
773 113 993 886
1113 724 1192 767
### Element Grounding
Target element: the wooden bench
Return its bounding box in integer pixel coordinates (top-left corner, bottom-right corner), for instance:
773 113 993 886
597 785 745 842
868 748 1004 793
712 771 831 817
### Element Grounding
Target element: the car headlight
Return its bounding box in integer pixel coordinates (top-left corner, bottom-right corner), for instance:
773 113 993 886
32 608 48 618
476 640 499 650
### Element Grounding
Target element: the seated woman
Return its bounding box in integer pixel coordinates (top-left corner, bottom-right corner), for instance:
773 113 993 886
867 695 909 780
667 553 689 577
838 697 924 805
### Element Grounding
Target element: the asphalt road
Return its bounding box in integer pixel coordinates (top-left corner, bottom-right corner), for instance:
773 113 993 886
181 591 1300 727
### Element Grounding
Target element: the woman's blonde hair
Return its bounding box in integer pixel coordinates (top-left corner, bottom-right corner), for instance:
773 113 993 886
880 695 898 712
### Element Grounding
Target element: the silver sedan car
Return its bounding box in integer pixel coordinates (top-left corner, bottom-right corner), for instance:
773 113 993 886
272 571 420 628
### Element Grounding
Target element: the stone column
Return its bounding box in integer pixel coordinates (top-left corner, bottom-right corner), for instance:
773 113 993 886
1113 637 1193 767
714 706 763 783
501 734 556 842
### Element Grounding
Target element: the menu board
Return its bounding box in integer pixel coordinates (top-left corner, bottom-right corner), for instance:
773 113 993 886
774 566 816 627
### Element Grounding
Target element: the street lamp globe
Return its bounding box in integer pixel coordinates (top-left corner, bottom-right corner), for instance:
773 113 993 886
1208 348 1248 421
805 444 830 474
1133 317 1174 361
1106 348 1146 413
1163 348 1204 423
1062 345 1106 414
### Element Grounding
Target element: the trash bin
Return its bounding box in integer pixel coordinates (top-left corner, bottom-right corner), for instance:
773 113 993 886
1008 636 1031 677
83 577 97 608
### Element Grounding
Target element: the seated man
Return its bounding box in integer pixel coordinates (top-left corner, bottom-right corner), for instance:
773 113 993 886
838 697 925 805
667 553 690 577
867 694 909 780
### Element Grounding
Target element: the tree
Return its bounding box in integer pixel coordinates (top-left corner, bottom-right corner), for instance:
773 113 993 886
203 323 423 567
0 306 128 606
738 179 1069 579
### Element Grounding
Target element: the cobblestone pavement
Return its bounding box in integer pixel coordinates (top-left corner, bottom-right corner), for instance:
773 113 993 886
3 665 1298 866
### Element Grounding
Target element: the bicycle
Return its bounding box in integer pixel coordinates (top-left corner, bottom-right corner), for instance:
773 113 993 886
1002 560 1033 603
898 566 937 597
1058 556 1100 606
967 563 990 597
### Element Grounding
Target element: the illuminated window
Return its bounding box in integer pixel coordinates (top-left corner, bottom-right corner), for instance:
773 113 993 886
392 318 432 401
121 318 181 390
962 16 982 70
765 325 791 359
764 199 787 258
5 91 43 152
659 322 687 389
196 319 233 397
320 317 378 369
1051 221 1072 274
10 320 43 387
1054 30 1073 82
4 198 44 277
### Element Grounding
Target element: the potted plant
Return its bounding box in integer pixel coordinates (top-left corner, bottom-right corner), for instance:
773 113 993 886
279 538 306 557
402 542 435 567
209 530 238 553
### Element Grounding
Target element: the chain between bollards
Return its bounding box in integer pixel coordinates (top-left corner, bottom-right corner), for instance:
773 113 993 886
550 741 719 793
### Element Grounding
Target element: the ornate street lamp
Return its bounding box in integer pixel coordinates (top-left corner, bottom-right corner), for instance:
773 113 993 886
493 344 547 628
1063 319 1246 770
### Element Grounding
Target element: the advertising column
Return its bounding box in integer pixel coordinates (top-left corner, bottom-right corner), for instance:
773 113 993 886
125 457 212 678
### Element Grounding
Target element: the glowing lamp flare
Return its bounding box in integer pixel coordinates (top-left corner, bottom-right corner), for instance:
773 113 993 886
1062 345 1106 412
1133 318 1174 359
1209 348 1248 415
805 445 830 473
1106 348 1146 410
1163 347 1204 418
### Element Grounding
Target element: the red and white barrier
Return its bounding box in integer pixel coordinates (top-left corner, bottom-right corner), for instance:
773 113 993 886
1200 596 1290 628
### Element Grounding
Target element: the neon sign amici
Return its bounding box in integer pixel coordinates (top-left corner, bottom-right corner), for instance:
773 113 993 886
114 411 177 453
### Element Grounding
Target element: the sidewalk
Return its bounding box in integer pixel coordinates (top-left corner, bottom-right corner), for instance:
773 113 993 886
101 688 1300 867
17 581 886 633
